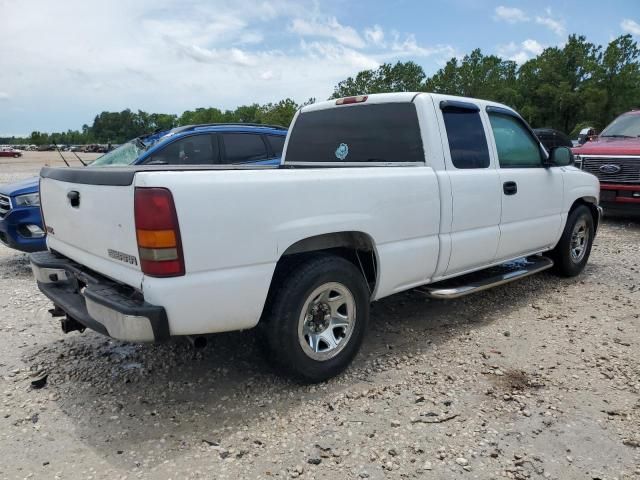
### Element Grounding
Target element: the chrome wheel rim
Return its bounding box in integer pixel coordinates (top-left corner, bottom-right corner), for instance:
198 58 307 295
298 282 356 361
570 218 589 262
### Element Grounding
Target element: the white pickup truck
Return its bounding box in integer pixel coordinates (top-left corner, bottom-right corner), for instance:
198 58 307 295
31 93 601 382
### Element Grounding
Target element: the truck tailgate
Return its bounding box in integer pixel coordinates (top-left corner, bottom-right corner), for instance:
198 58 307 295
40 168 143 289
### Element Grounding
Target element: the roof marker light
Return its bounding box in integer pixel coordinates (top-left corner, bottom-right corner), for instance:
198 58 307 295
336 95 368 105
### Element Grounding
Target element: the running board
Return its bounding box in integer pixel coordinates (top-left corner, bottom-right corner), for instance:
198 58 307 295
418 256 554 299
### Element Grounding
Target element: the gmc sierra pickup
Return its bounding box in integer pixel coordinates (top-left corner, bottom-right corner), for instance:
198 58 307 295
30 93 601 382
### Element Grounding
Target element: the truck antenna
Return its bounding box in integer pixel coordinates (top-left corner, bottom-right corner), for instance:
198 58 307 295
71 150 87 166
52 142 70 167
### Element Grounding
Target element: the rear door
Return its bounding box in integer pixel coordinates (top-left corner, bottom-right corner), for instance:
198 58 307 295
436 100 502 275
486 108 563 260
220 133 270 164
40 169 143 289
143 133 220 165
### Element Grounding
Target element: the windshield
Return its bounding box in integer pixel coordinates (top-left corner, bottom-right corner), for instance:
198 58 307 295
600 113 640 138
90 140 146 167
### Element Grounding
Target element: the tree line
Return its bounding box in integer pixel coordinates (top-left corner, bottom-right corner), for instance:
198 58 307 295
3 33 639 146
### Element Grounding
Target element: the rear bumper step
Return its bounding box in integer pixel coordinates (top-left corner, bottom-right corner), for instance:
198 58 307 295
419 256 554 299
30 251 170 342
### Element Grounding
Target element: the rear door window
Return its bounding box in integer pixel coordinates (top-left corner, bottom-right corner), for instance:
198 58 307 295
146 134 219 165
285 103 424 163
441 107 490 169
221 133 269 163
266 135 286 157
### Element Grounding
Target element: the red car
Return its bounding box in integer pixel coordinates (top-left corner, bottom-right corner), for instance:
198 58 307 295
573 110 640 216
0 148 22 158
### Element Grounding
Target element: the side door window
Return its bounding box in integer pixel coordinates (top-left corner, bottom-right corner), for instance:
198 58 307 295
441 105 490 169
488 113 542 168
266 135 285 158
221 133 269 163
146 134 219 165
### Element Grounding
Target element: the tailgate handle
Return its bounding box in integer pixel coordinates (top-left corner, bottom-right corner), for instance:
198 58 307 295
67 190 80 208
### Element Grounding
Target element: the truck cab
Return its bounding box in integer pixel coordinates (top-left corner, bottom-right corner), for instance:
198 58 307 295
573 109 640 215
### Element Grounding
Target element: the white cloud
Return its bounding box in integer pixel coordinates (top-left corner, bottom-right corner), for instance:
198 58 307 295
497 39 545 64
621 18 640 35
390 33 456 58
290 17 365 49
300 41 379 70
535 8 566 36
494 6 529 23
365 25 385 46
0 0 458 133
522 39 544 55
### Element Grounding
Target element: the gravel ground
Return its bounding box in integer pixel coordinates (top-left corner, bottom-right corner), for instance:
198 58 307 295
0 153 639 479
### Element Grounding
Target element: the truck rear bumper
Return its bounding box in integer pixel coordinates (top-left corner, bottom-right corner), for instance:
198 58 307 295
30 251 170 342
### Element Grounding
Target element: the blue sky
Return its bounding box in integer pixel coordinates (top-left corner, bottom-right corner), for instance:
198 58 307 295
0 0 639 136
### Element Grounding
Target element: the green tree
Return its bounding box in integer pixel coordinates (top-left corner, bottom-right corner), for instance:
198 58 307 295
331 61 426 98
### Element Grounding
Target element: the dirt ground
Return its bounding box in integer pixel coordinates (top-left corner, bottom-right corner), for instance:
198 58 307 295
0 152 638 479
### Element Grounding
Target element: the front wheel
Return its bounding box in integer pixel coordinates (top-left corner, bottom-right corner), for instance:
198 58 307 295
261 255 369 383
551 205 594 277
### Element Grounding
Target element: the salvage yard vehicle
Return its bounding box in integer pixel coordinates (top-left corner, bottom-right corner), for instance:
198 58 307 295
0 124 286 252
573 109 640 215
30 93 601 382
0 147 22 158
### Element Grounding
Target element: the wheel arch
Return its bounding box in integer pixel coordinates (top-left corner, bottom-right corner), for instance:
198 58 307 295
569 196 600 232
269 231 379 302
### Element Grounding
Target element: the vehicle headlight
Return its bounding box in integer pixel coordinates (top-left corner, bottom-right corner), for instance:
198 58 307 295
14 192 40 207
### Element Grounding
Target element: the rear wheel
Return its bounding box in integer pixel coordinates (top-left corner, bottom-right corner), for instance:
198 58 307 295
551 205 594 277
261 255 369 383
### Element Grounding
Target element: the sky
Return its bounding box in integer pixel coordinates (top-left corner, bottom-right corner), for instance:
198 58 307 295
0 0 639 136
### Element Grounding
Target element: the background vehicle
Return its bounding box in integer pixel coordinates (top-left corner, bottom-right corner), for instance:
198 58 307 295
31 93 600 382
0 147 22 158
0 124 287 252
573 110 640 215
533 128 573 151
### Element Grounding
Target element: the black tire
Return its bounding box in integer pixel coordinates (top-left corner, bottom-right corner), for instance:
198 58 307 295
551 205 594 277
261 254 369 383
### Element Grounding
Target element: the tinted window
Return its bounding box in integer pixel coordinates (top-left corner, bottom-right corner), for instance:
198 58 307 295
266 135 285 157
222 133 268 163
489 113 542 168
147 134 218 165
442 108 490 169
286 103 424 163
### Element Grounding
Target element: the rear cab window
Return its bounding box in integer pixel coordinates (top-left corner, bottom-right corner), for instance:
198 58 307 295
285 103 424 164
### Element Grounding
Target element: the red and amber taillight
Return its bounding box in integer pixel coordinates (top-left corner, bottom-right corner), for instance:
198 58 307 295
134 187 185 277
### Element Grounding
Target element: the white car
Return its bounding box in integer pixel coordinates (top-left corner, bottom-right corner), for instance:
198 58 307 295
30 93 601 381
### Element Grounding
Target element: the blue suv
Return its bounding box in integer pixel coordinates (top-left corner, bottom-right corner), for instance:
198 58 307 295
0 124 287 252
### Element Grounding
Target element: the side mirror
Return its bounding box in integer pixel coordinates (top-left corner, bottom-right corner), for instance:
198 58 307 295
547 146 573 167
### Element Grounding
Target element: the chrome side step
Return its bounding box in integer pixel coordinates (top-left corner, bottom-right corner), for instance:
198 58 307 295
418 256 554 299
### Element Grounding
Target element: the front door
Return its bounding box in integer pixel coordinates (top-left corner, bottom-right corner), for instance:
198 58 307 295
486 109 564 260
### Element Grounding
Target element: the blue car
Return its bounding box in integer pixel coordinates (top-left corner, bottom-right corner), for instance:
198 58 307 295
0 123 287 252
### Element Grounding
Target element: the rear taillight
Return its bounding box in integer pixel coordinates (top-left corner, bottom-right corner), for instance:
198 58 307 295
134 187 185 277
